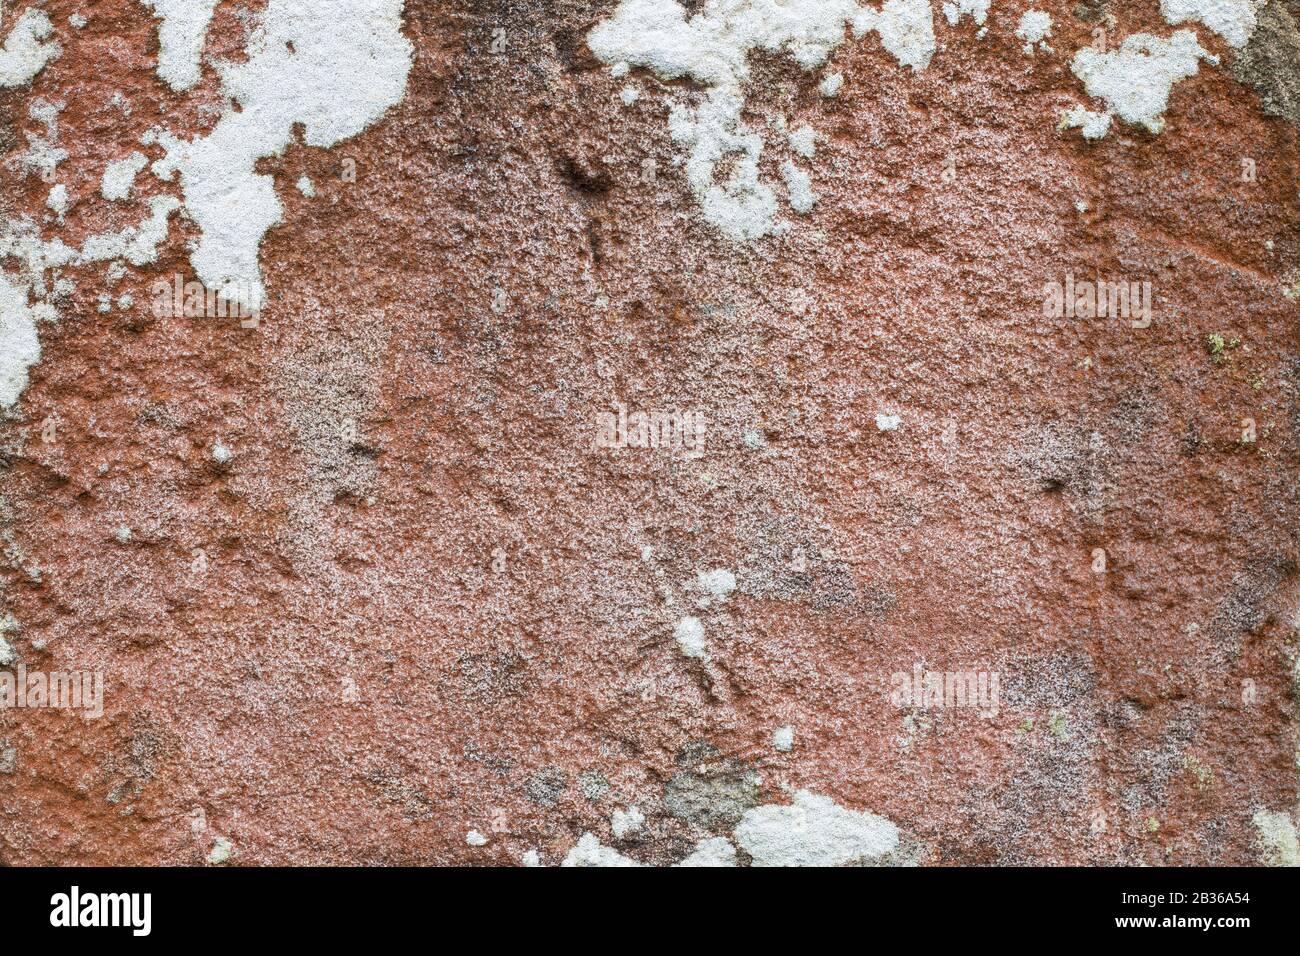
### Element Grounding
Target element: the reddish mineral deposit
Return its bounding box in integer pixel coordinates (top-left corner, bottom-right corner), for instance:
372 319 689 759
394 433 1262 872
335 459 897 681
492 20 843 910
0 0 1297 866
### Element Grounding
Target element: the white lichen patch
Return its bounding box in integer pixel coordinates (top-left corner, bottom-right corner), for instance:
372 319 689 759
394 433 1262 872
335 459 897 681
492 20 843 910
667 87 781 241
674 615 707 657
0 270 42 409
819 71 844 96
101 152 149 201
787 123 816 158
696 567 737 601
295 175 316 198
875 412 902 430
588 0 867 87
1016 10 1052 53
45 184 68 219
566 832 741 867
611 805 645 838
1160 0 1261 48
675 836 738 866
1068 31 1214 136
72 196 181 266
138 0 220 92
857 0 937 72
1252 808 1299 866
466 829 488 846
561 832 642 867
19 99 67 182
734 790 900 866
1059 104 1111 140
147 0 413 311
781 159 817 213
772 725 795 751
0 189 181 408
941 0 990 26
0 9 60 88
587 0 935 240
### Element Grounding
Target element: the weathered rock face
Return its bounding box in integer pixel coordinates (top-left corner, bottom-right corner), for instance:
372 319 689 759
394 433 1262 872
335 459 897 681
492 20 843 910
0 0 1297 866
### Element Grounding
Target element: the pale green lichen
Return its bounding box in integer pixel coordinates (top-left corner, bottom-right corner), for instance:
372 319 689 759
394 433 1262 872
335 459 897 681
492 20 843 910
206 837 233 865
561 833 642 867
734 790 899 867
1206 332 1242 360
1181 754 1214 790
1252 808 1299 866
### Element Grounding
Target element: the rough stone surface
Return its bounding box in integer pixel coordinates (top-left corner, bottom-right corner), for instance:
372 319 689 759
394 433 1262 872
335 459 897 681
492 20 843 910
0 0 1298 866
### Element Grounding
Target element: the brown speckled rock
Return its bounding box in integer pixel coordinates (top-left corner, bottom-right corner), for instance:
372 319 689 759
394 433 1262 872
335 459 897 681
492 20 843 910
0 0 1297 866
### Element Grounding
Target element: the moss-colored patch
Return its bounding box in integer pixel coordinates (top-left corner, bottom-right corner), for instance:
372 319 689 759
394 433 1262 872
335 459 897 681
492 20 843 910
1232 1 1300 128
1181 754 1215 790
1206 332 1241 361
1072 0 1109 24
663 751 760 830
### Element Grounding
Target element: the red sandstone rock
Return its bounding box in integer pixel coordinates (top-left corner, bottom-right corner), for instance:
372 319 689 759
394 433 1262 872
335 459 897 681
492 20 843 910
0 0 1297 866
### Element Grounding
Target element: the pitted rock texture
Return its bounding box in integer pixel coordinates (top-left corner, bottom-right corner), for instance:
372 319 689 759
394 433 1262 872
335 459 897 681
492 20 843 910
0 0 1298 866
